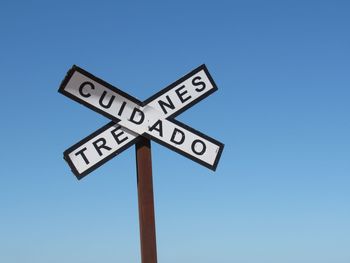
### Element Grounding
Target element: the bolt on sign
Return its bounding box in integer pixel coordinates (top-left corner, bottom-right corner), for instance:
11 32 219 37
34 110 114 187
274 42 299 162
58 65 224 263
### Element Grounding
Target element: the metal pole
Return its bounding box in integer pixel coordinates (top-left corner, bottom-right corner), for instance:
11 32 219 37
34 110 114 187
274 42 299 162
135 137 158 263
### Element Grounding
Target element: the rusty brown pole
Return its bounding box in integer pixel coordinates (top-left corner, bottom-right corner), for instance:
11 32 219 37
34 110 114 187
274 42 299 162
135 137 158 263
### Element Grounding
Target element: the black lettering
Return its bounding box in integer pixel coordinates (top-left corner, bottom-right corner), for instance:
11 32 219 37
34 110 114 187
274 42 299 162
118 101 127 116
158 95 175 114
170 128 185 145
129 107 145 125
79 82 94 98
191 139 206 155
92 138 112 156
99 91 115 109
148 120 163 137
175 85 191 103
192 76 206 92
75 147 89 165
111 126 128 144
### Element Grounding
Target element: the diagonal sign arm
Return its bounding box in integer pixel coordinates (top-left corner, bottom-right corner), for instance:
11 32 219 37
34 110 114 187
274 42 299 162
63 121 139 178
59 65 224 179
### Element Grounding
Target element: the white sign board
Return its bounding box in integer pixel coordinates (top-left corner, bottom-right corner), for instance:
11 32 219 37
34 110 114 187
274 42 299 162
59 65 224 179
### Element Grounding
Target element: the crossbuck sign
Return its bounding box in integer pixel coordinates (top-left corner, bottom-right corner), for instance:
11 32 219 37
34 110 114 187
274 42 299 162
59 64 224 263
59 65 224 179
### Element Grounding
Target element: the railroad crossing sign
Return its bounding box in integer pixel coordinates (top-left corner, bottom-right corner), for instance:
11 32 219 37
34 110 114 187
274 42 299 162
58 65 224 263
59 65 224 179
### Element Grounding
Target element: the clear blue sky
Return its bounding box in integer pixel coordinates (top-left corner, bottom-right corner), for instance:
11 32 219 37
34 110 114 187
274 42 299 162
0 1 349 262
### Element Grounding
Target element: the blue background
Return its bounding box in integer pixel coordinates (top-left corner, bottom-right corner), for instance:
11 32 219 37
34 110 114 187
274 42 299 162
0 1 349 262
